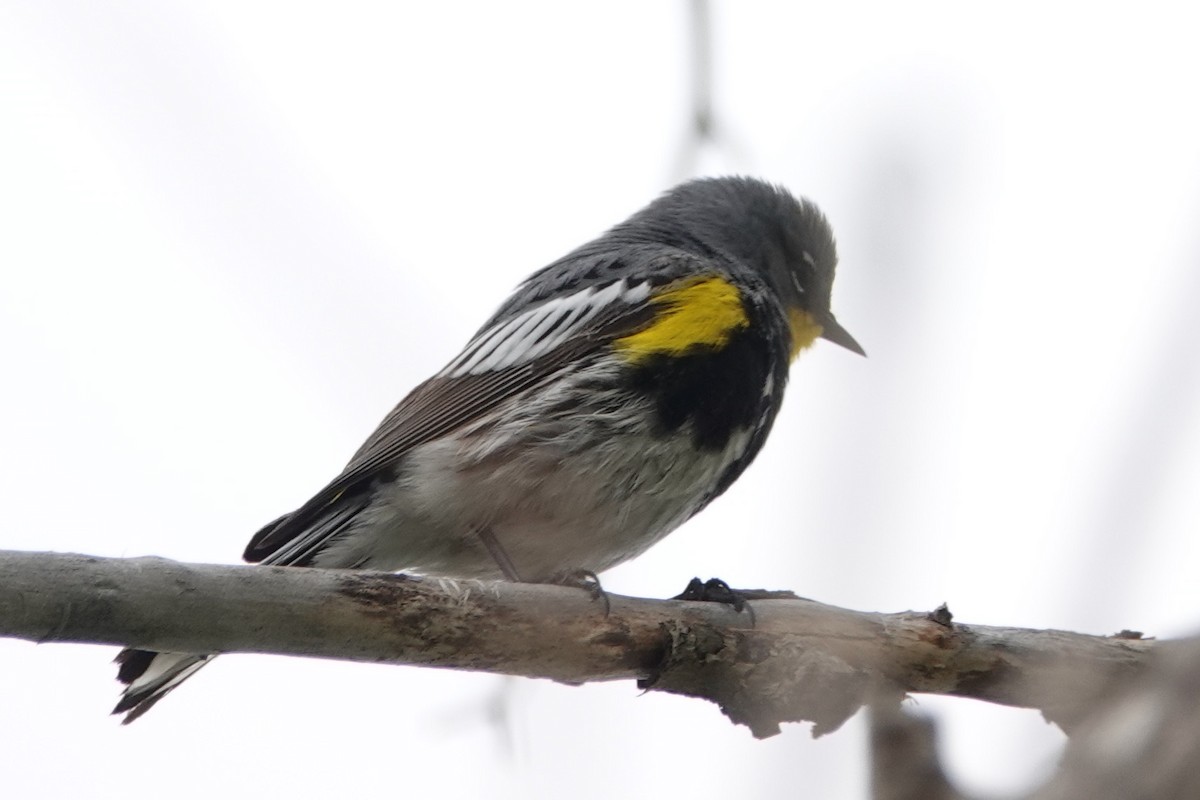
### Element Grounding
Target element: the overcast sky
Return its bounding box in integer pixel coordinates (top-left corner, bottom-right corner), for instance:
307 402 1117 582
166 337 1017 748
2 3 1199 798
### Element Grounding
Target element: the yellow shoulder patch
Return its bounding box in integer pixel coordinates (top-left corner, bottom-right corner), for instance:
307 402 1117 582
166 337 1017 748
787 309 823 361
615 275 749 363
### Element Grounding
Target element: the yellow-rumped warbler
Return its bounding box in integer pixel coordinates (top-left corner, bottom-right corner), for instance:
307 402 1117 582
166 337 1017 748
114 176 863 722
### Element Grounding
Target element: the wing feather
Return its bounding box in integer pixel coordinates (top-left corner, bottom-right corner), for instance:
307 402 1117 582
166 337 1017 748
243 279 656 563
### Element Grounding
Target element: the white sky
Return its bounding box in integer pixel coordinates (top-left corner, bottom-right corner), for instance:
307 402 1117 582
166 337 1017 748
2 3 1199 798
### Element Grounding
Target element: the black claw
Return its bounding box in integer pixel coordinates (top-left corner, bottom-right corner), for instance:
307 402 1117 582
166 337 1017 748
673 577 800 626
674 577 748 612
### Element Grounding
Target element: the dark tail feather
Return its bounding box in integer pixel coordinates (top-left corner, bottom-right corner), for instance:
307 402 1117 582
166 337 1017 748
243 512 291 563
113 648 214 724
115 485 372 721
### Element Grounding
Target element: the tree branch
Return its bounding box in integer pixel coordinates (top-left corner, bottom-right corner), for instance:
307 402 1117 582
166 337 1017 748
868 637 1200 799
870 703 967 800
0 549 1154 738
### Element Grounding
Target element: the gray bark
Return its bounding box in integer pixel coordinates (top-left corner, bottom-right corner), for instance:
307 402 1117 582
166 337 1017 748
869 637 1200 800
0 549 1154 739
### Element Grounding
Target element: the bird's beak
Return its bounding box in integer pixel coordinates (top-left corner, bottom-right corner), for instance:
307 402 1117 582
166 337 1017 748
820 314 866 356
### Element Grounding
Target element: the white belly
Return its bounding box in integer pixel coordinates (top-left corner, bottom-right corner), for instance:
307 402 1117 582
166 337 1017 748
311 378 751 581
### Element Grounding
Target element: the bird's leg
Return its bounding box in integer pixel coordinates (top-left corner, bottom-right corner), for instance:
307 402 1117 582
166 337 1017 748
474 527 608 614
474 526 524 583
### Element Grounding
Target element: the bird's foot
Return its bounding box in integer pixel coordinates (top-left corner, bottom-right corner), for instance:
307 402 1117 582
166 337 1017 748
550 568 610 616
673 577 800 624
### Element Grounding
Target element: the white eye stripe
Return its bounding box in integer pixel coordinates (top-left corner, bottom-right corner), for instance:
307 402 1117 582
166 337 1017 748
790 251 816 295
442 279 651 377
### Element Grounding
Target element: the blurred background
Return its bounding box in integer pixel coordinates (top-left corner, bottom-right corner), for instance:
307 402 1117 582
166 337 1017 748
2 2 1198 797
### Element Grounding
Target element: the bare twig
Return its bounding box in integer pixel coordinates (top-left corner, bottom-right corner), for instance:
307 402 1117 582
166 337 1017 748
869 702 969 800
0 550 1154 738
868 636 1200 799
1029 636 1200 799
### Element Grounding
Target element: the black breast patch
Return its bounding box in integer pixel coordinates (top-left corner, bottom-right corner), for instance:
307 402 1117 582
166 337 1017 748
625 324 778 452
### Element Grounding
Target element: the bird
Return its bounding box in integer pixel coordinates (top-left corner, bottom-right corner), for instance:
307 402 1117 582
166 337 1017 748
113 176 864 722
